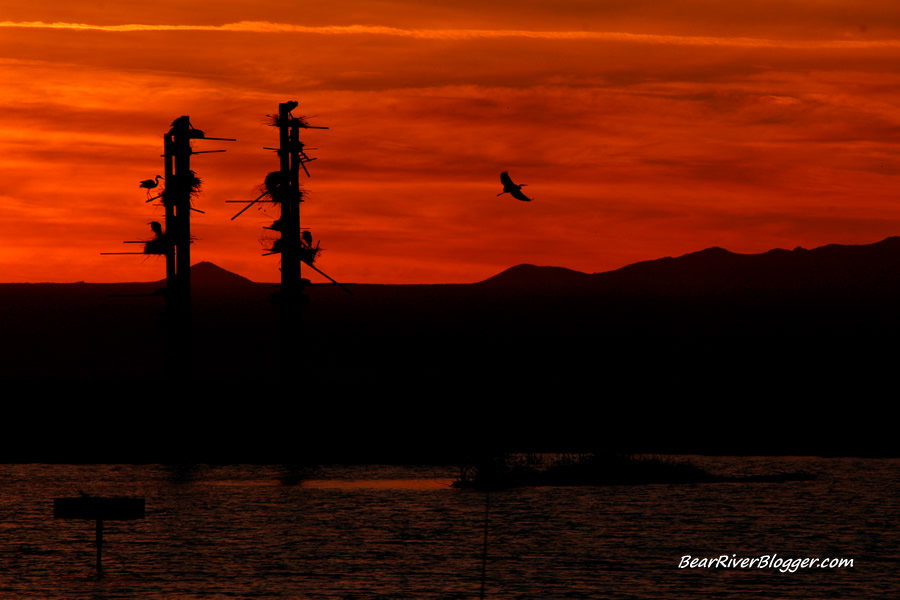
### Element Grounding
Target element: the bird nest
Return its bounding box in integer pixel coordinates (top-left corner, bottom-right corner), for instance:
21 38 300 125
159 171 203 205
267 113 313 129
143 238 168 255
257 171 303 203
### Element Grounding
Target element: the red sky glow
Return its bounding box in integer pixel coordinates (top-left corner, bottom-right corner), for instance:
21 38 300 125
2 1 900 284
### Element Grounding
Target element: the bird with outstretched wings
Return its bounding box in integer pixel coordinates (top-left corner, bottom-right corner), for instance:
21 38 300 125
497 171 532 201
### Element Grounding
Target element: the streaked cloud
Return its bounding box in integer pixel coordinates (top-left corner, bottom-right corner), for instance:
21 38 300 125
2 20 900 49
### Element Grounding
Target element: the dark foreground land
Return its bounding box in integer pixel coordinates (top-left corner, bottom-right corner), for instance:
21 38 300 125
2 238 900 462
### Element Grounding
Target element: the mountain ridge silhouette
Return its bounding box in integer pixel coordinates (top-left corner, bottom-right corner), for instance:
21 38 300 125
480 236 900 293
58 235 899 291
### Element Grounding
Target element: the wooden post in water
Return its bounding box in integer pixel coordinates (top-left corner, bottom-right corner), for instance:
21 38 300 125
163 129 176 309
101 117 233 380
160 117 234 379
172 116 193 318
165 117 194 378
54 496 145 576
228 101 334 377
279 102 303 377
272 101 330 377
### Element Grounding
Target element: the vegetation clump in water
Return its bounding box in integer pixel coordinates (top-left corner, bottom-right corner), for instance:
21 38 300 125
451 453 815 489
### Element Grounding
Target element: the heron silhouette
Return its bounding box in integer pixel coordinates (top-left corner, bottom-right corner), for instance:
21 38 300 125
140 175 163 197
498 171 532 202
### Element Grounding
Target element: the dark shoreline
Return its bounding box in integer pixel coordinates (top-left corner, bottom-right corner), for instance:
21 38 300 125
3 238 900 463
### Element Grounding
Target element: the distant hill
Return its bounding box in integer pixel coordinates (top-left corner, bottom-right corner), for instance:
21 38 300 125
151 261 257 289
478 236 900 297
594 236 900 295
190 261 256 286
477 264 596 289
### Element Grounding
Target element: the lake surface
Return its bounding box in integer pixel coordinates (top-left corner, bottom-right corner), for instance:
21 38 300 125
1 457 896 599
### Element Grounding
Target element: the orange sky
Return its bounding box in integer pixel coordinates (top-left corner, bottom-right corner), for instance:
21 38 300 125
2 2 900 283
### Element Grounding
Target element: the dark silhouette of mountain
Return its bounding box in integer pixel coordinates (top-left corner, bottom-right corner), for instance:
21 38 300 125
184 261 256 288
467 237 900 337
477 264 596 289
594 236 900 296
478 237 900 297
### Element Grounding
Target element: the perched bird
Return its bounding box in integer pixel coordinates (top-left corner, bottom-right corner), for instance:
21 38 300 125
170 115 192 129
498 171 532 202
302 230 313 247
169 116 204 137
140 175 163 192
149 221 163 237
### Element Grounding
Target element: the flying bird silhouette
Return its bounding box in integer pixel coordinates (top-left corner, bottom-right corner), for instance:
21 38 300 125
498 171 532 202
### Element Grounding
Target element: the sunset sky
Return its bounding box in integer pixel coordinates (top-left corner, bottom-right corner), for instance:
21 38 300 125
2 1 900 284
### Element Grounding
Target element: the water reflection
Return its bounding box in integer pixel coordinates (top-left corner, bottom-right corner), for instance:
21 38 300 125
0 458 895 599
301 479 454 490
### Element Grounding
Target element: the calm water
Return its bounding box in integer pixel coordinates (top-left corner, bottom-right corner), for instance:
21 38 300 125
0 457 897 599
